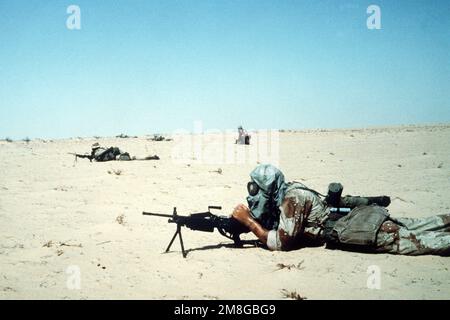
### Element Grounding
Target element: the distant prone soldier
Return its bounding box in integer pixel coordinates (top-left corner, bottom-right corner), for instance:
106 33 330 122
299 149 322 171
69 142 160 162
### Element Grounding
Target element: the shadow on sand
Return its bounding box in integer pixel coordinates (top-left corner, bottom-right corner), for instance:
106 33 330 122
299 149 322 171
162 240 263 257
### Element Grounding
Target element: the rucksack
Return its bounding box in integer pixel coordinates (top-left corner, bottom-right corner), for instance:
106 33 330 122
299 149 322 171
324 205 389 247
95 147 121 161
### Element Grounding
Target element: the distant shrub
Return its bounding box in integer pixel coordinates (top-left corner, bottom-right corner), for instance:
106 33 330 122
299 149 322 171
281 289 306 300
117 134 138 139
151 134 171 141
116 214 126 225
108 169 122 175
23 137 31 143
4 137 13 142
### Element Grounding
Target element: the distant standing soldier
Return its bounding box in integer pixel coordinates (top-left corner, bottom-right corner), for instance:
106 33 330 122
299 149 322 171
236 126 251 145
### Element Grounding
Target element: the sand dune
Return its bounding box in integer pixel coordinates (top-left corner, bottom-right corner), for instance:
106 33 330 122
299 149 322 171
0 124 449 299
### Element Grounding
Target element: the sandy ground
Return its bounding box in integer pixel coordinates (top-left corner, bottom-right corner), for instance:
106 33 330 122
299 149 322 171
0 124 449 300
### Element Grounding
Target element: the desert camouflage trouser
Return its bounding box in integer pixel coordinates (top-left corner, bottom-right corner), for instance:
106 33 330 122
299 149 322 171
375 214 450 256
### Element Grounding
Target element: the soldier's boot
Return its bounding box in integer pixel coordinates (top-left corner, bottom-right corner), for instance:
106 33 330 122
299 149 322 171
340 195 391 208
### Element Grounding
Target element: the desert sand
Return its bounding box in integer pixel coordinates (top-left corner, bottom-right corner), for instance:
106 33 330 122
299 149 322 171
0 124 449 299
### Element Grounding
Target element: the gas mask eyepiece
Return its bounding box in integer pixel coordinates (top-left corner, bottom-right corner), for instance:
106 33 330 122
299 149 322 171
247 181 260 196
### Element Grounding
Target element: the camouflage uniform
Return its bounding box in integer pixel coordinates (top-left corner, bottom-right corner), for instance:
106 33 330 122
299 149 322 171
267 182 450 256
266 182 329 250
375 215 450 255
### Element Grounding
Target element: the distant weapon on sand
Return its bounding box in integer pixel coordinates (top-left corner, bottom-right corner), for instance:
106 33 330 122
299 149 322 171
142 206 251 258
68 152 93 162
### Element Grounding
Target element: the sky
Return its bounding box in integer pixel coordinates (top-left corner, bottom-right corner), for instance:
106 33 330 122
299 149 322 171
0 0 449 139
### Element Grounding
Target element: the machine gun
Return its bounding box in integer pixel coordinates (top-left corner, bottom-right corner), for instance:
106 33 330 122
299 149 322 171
142 206 250 257
68 152 94 162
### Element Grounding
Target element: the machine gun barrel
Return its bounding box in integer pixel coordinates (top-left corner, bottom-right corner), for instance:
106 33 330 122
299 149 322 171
142 212 177 218
68 152 93 162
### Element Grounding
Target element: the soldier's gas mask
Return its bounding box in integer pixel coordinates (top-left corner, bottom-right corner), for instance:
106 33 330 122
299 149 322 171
246 164 287 230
